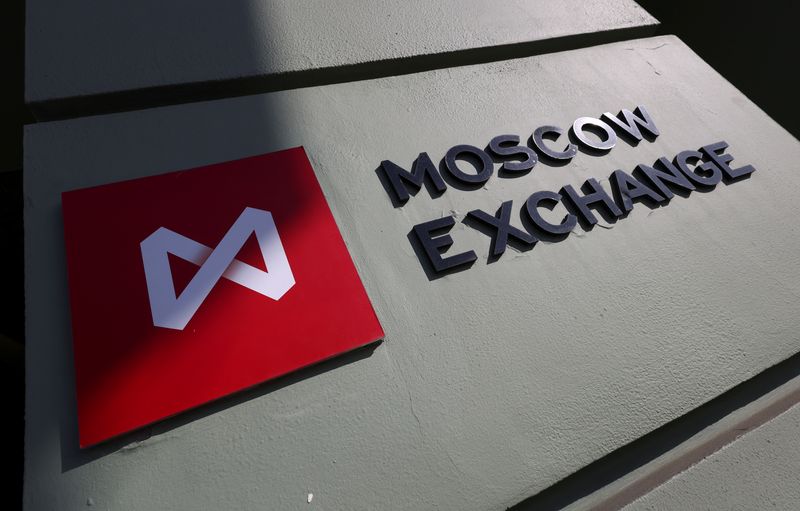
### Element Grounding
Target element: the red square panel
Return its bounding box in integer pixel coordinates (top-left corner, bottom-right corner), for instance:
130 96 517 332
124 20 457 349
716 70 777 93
62 147 384 447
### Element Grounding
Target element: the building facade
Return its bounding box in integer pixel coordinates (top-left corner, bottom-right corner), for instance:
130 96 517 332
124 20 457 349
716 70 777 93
21 1 800 509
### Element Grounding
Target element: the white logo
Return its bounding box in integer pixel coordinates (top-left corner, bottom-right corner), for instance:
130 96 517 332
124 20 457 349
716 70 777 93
140 207 295 330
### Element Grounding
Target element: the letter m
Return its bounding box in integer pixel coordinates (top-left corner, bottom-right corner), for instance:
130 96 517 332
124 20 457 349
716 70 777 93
380 152 447 204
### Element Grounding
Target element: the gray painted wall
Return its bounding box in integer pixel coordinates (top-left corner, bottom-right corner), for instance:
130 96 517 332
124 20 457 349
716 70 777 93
24 35 800 510
25 0 656 102
625 404 800 511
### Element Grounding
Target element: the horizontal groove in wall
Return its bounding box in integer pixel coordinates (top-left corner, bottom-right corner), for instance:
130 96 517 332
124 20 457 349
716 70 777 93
507 350 800 511
28 24 658 122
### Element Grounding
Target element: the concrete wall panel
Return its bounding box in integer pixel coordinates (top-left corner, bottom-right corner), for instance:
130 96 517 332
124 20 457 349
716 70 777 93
624 404 800 511
25 0 656 102
24 35 800 510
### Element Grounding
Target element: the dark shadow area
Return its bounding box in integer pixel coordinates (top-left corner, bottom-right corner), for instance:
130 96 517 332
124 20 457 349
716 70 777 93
508 350 800 511
0 0 30 174
1 0 28 507
0 171 24 341
28 25 658 121
406 228 475 281
635 1 800 140
61 339 383 470
0 333 24 511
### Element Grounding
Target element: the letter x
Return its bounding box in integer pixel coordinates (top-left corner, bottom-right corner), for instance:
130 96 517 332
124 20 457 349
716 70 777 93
466 200 537 258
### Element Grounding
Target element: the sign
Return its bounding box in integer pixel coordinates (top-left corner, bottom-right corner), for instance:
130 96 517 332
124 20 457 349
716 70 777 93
377 106 755 275
62 147 384 447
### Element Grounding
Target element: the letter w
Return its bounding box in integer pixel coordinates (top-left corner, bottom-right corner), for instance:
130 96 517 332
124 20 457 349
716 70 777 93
140 207 295 330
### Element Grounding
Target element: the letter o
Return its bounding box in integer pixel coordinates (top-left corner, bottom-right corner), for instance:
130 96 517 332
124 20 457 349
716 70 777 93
443 144 494 185
571 117 617 151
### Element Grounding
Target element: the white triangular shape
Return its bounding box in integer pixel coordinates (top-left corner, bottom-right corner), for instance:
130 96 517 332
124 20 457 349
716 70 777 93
140 207 294 330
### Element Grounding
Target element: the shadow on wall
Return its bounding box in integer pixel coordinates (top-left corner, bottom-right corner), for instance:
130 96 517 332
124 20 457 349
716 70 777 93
2 0 28 506
635 0 800 140
13 3 388 484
